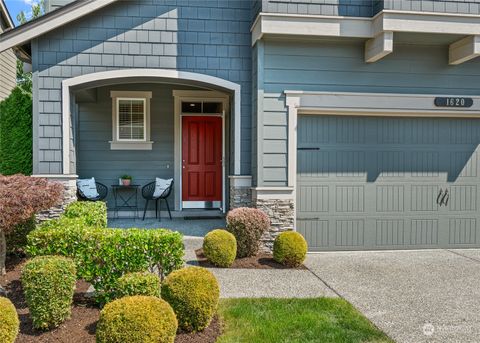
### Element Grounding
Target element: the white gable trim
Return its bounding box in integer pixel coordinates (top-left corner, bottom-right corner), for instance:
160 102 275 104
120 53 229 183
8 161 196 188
0 0 118 53
61 68 242 175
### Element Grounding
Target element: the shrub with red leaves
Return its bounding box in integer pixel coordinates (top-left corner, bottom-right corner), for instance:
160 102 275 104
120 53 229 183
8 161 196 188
226 207 270 258
0 174 63 274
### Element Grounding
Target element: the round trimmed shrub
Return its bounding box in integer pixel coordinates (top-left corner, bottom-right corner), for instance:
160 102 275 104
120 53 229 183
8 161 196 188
161 267 219 332
21 256 76 330
203 229 236 267
0 297 19 343
96 295 177 343
226 207 270 258
116 272 161 298
273 231 308 267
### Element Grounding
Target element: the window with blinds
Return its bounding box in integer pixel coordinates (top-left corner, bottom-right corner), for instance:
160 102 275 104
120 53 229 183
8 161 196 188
117 98 146 141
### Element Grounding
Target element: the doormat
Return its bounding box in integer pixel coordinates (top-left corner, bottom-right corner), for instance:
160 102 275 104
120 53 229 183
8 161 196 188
184 216 224 220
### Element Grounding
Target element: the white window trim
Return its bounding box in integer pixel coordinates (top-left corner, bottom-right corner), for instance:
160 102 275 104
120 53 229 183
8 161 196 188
115 97 147 142
109 90 153 150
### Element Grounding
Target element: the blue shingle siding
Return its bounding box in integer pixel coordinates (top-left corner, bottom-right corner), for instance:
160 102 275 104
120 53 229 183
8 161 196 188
259 0 375 17
382 0 480 15
34 0 252 175
260 0 480 17
257 40 480 186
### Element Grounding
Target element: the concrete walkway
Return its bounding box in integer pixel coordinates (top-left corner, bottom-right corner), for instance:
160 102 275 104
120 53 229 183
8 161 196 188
305 249 480 343
183 237 337 299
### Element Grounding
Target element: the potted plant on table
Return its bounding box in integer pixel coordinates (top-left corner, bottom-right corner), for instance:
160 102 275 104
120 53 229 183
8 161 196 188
120 175 132 186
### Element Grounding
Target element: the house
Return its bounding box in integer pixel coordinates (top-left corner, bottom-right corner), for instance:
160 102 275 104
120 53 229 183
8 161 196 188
1 0 480 251
0 0 15 100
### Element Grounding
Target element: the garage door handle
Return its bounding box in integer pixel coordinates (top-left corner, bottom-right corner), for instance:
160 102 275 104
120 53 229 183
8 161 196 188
298 147 320 151
437 189 449 206
437 188 443 205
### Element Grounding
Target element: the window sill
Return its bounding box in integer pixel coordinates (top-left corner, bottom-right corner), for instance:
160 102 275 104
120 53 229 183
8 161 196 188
109 141 154 150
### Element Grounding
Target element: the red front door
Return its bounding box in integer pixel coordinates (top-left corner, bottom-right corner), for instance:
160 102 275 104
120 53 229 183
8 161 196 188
182 116 222 202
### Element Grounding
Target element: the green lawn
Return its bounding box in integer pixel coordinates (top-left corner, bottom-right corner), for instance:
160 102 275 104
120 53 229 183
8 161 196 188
217 298 393 343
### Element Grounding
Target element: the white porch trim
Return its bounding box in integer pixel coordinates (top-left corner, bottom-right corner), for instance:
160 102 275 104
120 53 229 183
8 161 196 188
61 68 242 175
252 10 480 63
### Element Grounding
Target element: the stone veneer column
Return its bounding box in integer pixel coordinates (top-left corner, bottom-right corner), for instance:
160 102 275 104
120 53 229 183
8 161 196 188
228 175 253 209
34 175 78 223
252 187 295 251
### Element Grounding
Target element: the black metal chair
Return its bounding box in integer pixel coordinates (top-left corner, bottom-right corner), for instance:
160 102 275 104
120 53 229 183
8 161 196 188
77 182 108 201
142 180 174 220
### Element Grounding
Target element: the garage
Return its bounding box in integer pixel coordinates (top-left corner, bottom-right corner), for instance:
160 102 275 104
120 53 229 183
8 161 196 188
296 114 480 251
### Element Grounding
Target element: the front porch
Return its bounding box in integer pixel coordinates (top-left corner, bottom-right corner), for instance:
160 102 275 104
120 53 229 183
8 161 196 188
108 214 225 238
64 69 249 218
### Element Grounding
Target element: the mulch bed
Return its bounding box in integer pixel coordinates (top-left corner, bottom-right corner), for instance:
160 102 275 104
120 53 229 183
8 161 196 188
0 255 221 343
195 248 307 269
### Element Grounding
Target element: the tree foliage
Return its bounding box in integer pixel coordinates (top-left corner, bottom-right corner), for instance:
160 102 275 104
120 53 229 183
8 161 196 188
16 0 45 94
0 87 33 175
0 174 62 233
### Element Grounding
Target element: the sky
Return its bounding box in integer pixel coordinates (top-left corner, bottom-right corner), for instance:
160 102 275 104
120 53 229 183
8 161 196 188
4 0 38 26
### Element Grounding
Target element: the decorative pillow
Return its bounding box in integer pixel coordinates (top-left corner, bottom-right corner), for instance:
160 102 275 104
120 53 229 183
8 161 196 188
77 177 100 199
153 178 173 198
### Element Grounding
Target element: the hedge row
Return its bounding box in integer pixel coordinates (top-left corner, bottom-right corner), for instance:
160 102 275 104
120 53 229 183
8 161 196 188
26 218 184 303
0 87 32 175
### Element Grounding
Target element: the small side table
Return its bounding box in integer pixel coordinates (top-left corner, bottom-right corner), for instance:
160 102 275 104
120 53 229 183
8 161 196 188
111 185 140 219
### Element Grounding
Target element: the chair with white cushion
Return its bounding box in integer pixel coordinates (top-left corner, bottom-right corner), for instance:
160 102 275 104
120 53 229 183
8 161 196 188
76 177 108 201
142 178 174 220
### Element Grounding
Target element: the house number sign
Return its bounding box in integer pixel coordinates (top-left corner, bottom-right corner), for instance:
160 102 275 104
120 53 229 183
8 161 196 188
434 97 473 108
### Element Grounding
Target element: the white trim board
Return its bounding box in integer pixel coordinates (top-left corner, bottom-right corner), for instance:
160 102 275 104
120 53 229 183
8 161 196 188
0 0 118 53
172 90 229 212
61 68 242 175
252 10 480 63
284 90 480 230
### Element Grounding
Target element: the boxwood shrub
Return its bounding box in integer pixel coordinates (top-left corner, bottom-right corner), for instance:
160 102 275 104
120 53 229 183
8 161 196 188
0 297 19 343
273 231 308 267
116 272 161 298
96 296 177 343
63 201 107 227
21 256 77 330
161 267 219 332
203 229 236 267
26 221 184 304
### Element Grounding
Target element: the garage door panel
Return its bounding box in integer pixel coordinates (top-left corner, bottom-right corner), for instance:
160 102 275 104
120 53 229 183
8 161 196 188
297 115 480 251
448 218 477 245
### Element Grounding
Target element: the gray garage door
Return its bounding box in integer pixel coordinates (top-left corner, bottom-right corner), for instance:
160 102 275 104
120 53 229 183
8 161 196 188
297 115 480 251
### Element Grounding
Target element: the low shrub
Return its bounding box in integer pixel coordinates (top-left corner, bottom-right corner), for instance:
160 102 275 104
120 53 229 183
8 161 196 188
273 231 308 267
226 207 270 258
63 201 107 228
21 256 76 330
161 266 219 332
96 296 177 343
6 216 35 255
116 272 161 298
0 297 19 343
27 222 184 304
203 229 236 267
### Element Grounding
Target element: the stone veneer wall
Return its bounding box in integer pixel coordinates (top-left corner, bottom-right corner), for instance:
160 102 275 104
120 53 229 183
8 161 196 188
254 198 295 250
35 178 77 223
229 184 252 209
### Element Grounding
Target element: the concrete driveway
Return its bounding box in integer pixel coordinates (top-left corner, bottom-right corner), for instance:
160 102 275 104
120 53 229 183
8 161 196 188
305 249 480 343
